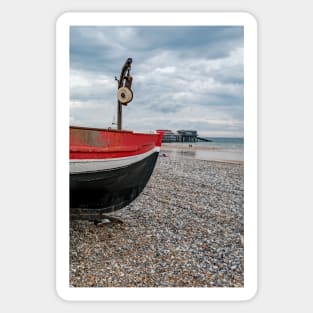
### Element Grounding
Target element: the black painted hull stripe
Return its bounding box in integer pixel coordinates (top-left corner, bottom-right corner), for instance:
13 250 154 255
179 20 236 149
70 151 159 212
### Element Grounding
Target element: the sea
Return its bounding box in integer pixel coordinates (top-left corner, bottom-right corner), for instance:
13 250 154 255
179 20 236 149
162 137 244 162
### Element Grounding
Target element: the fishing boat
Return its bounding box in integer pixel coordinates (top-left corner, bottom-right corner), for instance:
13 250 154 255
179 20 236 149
70 58 163 218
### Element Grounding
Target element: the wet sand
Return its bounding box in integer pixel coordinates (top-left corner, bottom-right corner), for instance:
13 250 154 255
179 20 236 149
161 143 244 163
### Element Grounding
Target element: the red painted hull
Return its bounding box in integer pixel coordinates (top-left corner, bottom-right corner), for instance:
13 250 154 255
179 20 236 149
70 126 163 160
69 126 163 213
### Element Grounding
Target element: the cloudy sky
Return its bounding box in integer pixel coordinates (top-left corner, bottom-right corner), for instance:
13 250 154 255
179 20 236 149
70 26 243 137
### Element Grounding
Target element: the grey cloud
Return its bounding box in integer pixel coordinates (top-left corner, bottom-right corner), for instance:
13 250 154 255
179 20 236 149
70 25 244 137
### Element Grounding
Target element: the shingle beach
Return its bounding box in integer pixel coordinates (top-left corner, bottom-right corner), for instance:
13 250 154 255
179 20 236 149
70 146 244 287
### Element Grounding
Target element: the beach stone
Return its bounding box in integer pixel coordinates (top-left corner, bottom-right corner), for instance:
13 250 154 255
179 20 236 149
70 151 244 288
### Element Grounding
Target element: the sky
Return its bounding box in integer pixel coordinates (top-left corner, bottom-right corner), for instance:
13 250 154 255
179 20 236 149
70 26 243 137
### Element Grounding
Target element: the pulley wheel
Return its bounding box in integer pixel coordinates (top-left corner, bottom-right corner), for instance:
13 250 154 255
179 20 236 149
117 87 133 104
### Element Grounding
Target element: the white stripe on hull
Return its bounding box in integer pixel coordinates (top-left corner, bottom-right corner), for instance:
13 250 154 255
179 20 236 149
70 146 160 174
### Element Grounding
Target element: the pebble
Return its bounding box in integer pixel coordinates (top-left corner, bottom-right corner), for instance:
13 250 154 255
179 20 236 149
70 156 244 287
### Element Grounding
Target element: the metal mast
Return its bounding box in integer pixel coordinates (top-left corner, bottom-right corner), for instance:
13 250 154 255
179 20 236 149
115 58 133 130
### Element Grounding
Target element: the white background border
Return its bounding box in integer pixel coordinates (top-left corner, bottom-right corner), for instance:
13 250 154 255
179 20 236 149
56 12 257 301
3 0 312 310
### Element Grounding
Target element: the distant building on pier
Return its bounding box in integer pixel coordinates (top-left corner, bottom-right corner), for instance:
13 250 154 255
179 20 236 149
157 129 199 143
156 129 179 142
177 130 198 142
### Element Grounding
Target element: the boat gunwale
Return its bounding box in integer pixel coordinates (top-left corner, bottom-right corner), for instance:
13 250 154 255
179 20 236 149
70 125 159 136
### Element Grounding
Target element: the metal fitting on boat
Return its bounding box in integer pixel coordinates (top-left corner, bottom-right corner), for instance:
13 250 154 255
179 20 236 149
117 87 133 104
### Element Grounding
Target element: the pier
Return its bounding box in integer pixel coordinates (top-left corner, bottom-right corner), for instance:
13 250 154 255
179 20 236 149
177 130 198 142
157 129 212 143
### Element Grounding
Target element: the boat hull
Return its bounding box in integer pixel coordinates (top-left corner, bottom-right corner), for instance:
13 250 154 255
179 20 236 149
70 151 159 212
70 126 163 213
